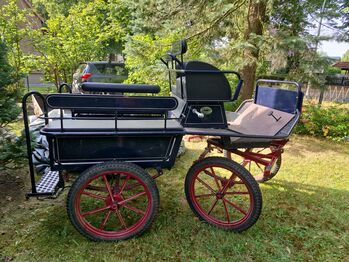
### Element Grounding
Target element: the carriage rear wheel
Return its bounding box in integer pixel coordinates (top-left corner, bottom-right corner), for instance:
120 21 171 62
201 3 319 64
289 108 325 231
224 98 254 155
185 157 262 232
67 162 159 241
225 148 282 182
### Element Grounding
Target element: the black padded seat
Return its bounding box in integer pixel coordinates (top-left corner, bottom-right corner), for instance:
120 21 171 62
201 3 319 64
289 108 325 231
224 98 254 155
178 61 232 101
81 82 160 94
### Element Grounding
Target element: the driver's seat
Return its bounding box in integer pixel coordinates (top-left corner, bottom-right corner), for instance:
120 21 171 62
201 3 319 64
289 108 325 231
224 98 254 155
177 61 232 101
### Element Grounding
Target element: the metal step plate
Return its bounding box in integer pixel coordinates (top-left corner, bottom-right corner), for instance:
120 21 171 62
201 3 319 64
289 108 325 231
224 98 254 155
36 169 60 194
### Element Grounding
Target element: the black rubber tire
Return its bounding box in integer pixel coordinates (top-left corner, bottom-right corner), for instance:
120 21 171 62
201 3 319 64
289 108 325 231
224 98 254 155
185 157 262 232
67 161 159 241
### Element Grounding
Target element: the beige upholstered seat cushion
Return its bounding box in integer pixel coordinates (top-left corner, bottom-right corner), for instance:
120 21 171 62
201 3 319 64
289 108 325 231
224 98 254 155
228 103 294 136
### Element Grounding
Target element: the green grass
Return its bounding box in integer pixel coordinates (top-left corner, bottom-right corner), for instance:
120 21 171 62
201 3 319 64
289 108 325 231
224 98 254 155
0 135 348 261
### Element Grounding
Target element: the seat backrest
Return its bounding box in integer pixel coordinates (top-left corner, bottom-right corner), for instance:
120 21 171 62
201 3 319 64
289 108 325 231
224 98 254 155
255 86 303 114
177 61 231 101
46 94 178 114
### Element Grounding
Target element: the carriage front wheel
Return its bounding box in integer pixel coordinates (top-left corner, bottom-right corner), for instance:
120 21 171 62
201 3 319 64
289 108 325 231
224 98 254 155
67 162 159 241
185 157 262 232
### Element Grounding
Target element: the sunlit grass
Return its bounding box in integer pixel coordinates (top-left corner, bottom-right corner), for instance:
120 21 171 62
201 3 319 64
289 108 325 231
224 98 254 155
0 135 348 261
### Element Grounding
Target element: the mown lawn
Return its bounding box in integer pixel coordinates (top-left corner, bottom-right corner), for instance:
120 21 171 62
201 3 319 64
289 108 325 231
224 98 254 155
0 135 348 261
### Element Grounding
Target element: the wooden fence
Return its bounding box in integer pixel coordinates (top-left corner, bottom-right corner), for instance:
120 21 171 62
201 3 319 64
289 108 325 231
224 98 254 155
304 85 349 103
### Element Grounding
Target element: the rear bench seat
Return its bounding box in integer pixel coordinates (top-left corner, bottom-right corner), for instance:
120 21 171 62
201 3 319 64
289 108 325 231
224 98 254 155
41 93 183 132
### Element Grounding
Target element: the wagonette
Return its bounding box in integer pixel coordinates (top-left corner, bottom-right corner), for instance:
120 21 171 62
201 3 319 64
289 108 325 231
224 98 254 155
22 40 303 241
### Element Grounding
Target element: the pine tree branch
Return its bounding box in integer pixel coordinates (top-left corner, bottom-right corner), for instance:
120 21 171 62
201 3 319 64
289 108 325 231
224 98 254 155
186 1 247 41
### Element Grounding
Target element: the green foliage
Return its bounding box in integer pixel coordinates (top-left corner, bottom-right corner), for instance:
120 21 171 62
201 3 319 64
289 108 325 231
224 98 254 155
0 0 31 82
0 132 27 170
30 0 129 87
124 34 184 95
0 41 21 127
295 104 349 141
0 40 25 169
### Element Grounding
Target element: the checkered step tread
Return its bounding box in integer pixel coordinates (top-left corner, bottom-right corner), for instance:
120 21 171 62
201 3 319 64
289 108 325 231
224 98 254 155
36 170 60 193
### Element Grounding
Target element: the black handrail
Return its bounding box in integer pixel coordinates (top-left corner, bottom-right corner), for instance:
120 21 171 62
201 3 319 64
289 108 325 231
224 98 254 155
169 69 241 80
256 79 302 92
22 91 48 194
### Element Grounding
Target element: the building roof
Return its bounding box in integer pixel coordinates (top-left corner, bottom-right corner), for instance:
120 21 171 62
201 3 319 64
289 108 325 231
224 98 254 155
333 62 349 70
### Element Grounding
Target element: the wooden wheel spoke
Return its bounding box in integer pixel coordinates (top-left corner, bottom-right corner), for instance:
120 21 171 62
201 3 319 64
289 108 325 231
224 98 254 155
223 198 247 216
241 159 250 166
222 200 230 223
196 177 216 194
225 191 249 195
119 175 131 194
118 191 146 206
207 198 219 215
112 174 120 193
102 175 114 200
123 204 146 216
86 185 107 192
195 193 215 198
125 181 142 191
82 191 106 201
99 210 112 230
82 205 110 217
115 209 127 229
208 167 221 191
221 173 237 193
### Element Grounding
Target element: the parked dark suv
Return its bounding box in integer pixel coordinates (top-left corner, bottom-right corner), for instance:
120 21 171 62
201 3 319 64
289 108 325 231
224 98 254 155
72 62 128 93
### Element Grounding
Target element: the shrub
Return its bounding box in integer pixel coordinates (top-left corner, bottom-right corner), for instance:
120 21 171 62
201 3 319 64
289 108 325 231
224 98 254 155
0 40 26 169
295 104 349 141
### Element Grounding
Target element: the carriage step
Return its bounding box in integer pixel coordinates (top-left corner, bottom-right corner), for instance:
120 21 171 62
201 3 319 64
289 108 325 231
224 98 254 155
26 169 64 199
36 169 60 194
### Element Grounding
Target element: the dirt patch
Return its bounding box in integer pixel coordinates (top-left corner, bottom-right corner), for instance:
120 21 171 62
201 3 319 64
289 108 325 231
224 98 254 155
0 170 27 216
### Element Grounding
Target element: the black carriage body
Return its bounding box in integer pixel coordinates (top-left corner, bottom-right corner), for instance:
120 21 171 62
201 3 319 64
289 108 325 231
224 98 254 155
36 93 185 171
45 132 183 170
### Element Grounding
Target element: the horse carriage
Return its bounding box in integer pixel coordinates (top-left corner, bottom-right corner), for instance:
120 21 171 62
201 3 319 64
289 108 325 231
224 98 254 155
22 40 303 241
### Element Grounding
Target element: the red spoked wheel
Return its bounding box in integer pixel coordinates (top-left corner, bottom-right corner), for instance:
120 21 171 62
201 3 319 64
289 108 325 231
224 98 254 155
185 157 262 232
67 162 159 241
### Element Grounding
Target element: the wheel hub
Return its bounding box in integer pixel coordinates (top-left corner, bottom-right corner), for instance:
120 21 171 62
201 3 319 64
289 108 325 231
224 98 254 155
110 203 118 210
105 194 124 209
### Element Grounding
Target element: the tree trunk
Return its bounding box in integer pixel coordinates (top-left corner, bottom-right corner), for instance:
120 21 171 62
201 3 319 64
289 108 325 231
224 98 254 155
240 0 267 100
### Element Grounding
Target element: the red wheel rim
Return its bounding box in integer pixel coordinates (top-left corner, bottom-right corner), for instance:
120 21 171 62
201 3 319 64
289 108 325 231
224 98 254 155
74 170 152 239
189 164 254 227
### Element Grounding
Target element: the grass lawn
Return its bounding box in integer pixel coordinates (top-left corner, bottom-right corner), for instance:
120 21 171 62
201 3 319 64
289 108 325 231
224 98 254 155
0 135 348 261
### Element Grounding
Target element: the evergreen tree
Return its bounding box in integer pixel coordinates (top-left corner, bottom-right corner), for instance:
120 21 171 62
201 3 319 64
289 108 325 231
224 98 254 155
0 40 24 169
0 40 21 127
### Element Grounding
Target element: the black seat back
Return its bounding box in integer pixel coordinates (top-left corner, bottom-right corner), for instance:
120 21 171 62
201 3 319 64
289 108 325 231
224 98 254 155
46 94 178 114
177 61 232 101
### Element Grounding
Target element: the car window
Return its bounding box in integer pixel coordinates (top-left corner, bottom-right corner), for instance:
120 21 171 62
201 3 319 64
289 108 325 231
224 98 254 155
94 64 128 76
